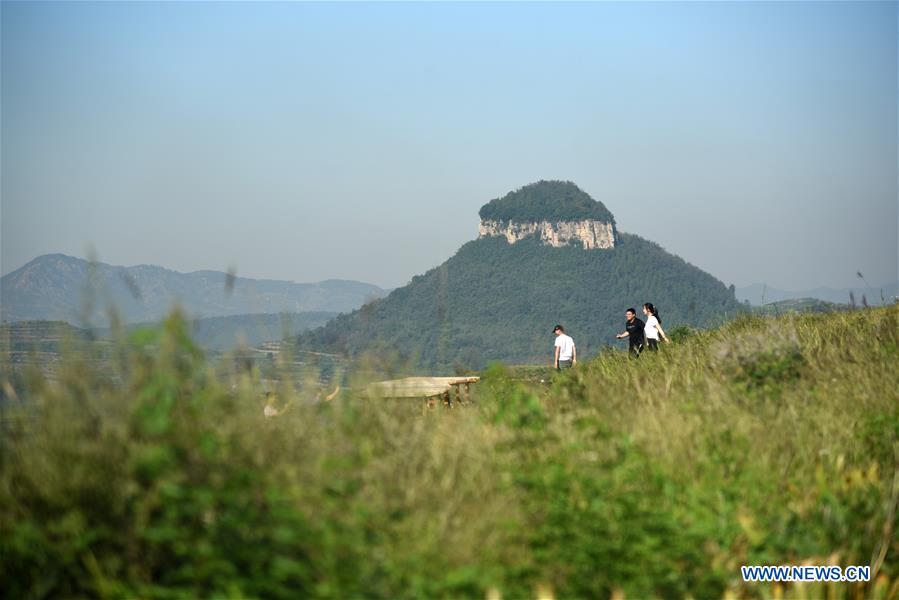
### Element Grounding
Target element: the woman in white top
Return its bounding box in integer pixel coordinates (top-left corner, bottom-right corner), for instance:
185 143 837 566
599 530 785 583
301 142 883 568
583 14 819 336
642 303 670 351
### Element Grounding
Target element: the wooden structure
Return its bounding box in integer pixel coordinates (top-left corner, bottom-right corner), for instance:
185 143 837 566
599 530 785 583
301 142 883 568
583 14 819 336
366 376 480 407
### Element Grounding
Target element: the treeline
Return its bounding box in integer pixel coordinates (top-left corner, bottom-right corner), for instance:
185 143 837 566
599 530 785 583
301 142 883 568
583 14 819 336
478 180 616 224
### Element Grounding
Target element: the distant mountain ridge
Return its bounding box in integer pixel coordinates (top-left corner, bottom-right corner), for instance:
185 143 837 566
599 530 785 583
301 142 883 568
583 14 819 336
736 282 898 306
1 254 386 325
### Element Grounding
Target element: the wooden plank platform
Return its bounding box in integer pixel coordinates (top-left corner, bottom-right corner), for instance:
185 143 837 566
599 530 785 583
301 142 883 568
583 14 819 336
366 376 480 403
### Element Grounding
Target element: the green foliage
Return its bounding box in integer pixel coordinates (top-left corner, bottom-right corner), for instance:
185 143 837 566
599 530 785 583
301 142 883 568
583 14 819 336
2 306 898 598
667 324 696 343
478 180 616 224
297 233 746 372
480 364 547 430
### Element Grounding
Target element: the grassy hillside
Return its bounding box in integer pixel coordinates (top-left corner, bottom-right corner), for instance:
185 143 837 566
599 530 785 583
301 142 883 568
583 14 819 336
1 305 897 598
297 233 744 371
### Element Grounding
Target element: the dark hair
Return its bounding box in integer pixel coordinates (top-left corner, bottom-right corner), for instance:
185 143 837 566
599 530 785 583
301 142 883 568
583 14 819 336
626 308 636 315
553 324 564 332
643 302 661 324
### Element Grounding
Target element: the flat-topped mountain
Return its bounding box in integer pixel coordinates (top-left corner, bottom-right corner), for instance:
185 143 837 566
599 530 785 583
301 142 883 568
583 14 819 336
479 180 616 224
297 181 742 370
1 254 386 325
478 181 617 249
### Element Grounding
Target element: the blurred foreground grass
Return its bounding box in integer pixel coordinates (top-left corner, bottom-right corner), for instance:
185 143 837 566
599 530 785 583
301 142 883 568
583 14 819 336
1 306 898 599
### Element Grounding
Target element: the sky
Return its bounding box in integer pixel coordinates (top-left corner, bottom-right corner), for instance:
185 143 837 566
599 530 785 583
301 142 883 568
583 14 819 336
2 1 896 291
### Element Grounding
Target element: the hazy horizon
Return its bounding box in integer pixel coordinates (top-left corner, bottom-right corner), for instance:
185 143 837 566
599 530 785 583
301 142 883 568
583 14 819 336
2 1 897 290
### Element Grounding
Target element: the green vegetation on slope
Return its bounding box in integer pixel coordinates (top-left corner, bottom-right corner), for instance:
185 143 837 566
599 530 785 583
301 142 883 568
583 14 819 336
297 233 744 371
478 180 616 224
2 306 897 598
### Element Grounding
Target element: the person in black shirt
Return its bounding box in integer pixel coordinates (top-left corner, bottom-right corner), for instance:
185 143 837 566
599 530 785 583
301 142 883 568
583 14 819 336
616 308 645 357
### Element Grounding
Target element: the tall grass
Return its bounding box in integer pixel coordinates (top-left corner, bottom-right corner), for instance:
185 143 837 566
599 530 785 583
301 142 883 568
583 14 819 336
1 306 897 598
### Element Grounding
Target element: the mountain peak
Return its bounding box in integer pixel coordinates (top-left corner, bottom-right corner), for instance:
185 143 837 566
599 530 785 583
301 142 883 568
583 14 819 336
22 253 83 268
478 180 616 224
478 181 617 249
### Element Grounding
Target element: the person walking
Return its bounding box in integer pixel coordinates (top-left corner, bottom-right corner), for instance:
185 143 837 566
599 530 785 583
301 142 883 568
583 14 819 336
553 324 576 370
616 308 645 357
642 302 670 351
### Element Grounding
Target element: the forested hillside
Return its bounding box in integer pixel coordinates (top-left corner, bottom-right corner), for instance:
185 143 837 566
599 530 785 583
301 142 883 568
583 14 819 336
297 233 743 370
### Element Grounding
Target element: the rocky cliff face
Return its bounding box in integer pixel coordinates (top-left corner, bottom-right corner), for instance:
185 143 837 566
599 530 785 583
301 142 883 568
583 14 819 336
478 219 616 249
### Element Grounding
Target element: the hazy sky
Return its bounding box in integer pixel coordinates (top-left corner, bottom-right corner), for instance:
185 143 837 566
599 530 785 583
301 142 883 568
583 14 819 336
2 1 896 290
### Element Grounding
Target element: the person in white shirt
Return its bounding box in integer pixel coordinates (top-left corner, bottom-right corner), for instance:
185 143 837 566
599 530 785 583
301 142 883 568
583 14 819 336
553 324 577 370
642 303 670 351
